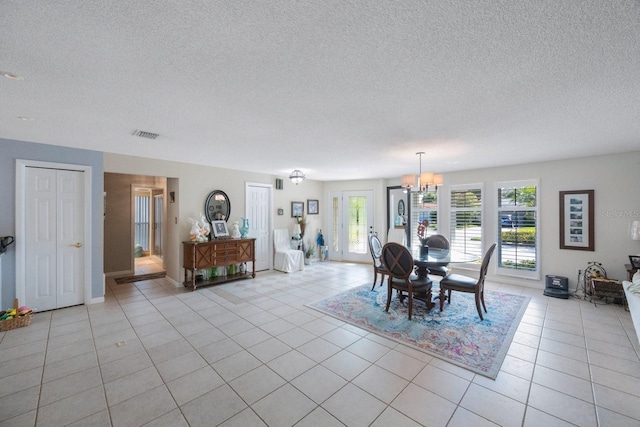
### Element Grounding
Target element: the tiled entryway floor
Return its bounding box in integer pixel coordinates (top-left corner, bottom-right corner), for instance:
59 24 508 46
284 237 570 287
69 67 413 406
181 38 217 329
134 257 165 276
1 262 639 426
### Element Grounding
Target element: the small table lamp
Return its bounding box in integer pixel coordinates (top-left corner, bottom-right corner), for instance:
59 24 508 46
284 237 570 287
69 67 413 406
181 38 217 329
293 224 302 240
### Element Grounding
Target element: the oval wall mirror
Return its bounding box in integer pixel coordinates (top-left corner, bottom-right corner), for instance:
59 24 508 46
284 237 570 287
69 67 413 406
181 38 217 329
204 190 230 223
398 199 405 216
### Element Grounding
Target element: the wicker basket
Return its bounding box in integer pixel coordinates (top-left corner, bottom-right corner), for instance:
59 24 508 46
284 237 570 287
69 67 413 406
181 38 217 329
590 278 624 300
0 299 33 332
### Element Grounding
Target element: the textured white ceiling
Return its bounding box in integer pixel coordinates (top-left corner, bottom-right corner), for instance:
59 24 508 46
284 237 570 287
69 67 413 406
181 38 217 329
2 1 639 181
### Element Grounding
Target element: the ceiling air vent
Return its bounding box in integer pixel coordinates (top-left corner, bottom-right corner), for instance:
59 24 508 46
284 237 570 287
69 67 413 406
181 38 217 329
132 130 159 140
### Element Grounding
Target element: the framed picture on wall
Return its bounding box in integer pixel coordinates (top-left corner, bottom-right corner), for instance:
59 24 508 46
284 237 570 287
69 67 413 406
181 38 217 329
559 190 594 251
291 201 304 218
307 199 319 215
630 255 640 269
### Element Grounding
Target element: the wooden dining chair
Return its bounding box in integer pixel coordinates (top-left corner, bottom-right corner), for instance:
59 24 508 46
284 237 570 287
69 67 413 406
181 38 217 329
368 231 388 290
424 234 450 277
438 243 497 320
381 242 433 320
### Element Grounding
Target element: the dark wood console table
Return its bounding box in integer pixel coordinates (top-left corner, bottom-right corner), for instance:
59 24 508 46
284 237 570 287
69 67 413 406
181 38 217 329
182 238 255 290
626 264 638 281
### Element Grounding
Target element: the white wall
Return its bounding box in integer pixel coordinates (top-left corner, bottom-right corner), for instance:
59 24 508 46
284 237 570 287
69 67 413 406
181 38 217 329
105 150 640 291
441 151 640 289
104 153 326 279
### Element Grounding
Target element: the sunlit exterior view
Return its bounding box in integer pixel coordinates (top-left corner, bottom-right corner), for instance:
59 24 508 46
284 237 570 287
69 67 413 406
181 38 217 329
497 183 538 272
348 196 368 254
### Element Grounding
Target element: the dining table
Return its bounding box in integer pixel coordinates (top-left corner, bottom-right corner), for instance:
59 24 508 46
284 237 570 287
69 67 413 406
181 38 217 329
411 246 480 280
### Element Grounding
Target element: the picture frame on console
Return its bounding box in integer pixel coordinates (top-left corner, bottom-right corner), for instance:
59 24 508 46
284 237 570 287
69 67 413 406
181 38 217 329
212 220 229 238
559 189 594 251
630 255 640 269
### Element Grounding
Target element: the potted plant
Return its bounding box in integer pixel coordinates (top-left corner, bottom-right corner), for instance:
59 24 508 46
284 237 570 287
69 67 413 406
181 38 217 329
305 244 315 264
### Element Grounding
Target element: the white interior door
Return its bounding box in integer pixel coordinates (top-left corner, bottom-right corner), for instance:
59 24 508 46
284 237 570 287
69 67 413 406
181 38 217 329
327 190 374 263
246 183 272 271
25 167 84 310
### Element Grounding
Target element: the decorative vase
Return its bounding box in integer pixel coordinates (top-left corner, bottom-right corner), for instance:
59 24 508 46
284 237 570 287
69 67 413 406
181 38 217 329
231 222 241 238
419 237 429 258
240 218 249 238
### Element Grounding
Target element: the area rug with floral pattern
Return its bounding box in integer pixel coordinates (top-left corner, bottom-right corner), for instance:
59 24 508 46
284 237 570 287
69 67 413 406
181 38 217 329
307 284 530 378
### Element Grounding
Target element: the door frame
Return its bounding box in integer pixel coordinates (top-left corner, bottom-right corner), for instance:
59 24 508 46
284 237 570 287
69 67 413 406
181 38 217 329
131 185 165 272
15 159 93 305
327 190 374 263
245 182 273 271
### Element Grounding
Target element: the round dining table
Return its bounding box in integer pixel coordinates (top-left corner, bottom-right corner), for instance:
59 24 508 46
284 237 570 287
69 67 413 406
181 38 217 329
411 246 479 280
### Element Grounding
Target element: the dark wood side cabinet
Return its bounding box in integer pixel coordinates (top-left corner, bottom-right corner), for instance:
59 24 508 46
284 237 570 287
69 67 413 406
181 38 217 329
182 238 255 290
626 264 638 281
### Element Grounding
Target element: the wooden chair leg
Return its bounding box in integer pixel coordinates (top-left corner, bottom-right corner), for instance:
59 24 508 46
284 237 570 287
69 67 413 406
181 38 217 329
385 282 392 312
371 268 377 290
480 289 487 312
407 293 413 320
439 288 445 312
474 292 484 320
447 289 452 304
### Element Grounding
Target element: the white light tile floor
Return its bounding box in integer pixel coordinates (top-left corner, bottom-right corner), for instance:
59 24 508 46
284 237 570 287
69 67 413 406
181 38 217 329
1 262 639 426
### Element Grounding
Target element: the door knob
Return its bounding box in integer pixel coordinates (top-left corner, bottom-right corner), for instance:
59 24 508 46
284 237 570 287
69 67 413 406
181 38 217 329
73 242 83 248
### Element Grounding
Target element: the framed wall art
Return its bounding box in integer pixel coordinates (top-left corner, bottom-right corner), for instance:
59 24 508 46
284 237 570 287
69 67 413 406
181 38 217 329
307 199 319 215
291 201 304 218
212 220 229 238
559 190 594 251
629 255 640 269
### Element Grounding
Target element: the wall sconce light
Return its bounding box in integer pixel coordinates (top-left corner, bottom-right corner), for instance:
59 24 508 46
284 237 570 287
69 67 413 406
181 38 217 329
289 169 305 185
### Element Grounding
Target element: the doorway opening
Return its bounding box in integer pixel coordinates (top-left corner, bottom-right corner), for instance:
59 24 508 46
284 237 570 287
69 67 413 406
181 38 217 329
327 190 374 263
133 187 164 275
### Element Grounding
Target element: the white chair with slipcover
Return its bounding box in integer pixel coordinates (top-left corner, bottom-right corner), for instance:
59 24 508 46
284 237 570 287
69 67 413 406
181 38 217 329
273 229 305 273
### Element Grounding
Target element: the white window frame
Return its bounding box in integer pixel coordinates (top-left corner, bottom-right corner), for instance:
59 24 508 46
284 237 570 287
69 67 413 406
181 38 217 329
496 179 540 280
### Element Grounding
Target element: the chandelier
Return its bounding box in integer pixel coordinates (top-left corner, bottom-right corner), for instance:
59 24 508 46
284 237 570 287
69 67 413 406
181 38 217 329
401 152 443 193
289 169 305 185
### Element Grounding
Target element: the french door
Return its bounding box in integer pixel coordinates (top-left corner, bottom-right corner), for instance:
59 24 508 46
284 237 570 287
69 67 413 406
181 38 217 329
327 190 374 263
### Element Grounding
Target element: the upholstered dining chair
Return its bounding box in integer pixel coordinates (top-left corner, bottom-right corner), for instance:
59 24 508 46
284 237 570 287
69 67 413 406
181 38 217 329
424 234 450 277
438 243 497 320
381 242 433 320
368 231 388 290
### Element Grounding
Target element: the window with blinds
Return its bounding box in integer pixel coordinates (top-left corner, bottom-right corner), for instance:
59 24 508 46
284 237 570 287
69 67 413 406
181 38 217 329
449 186 483 258
409 190 438 247
134 195 150 254
497 181 538 278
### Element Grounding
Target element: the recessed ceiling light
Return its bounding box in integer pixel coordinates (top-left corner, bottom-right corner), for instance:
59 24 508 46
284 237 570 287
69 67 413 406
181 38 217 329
1 71 24 80
18 116 34 121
